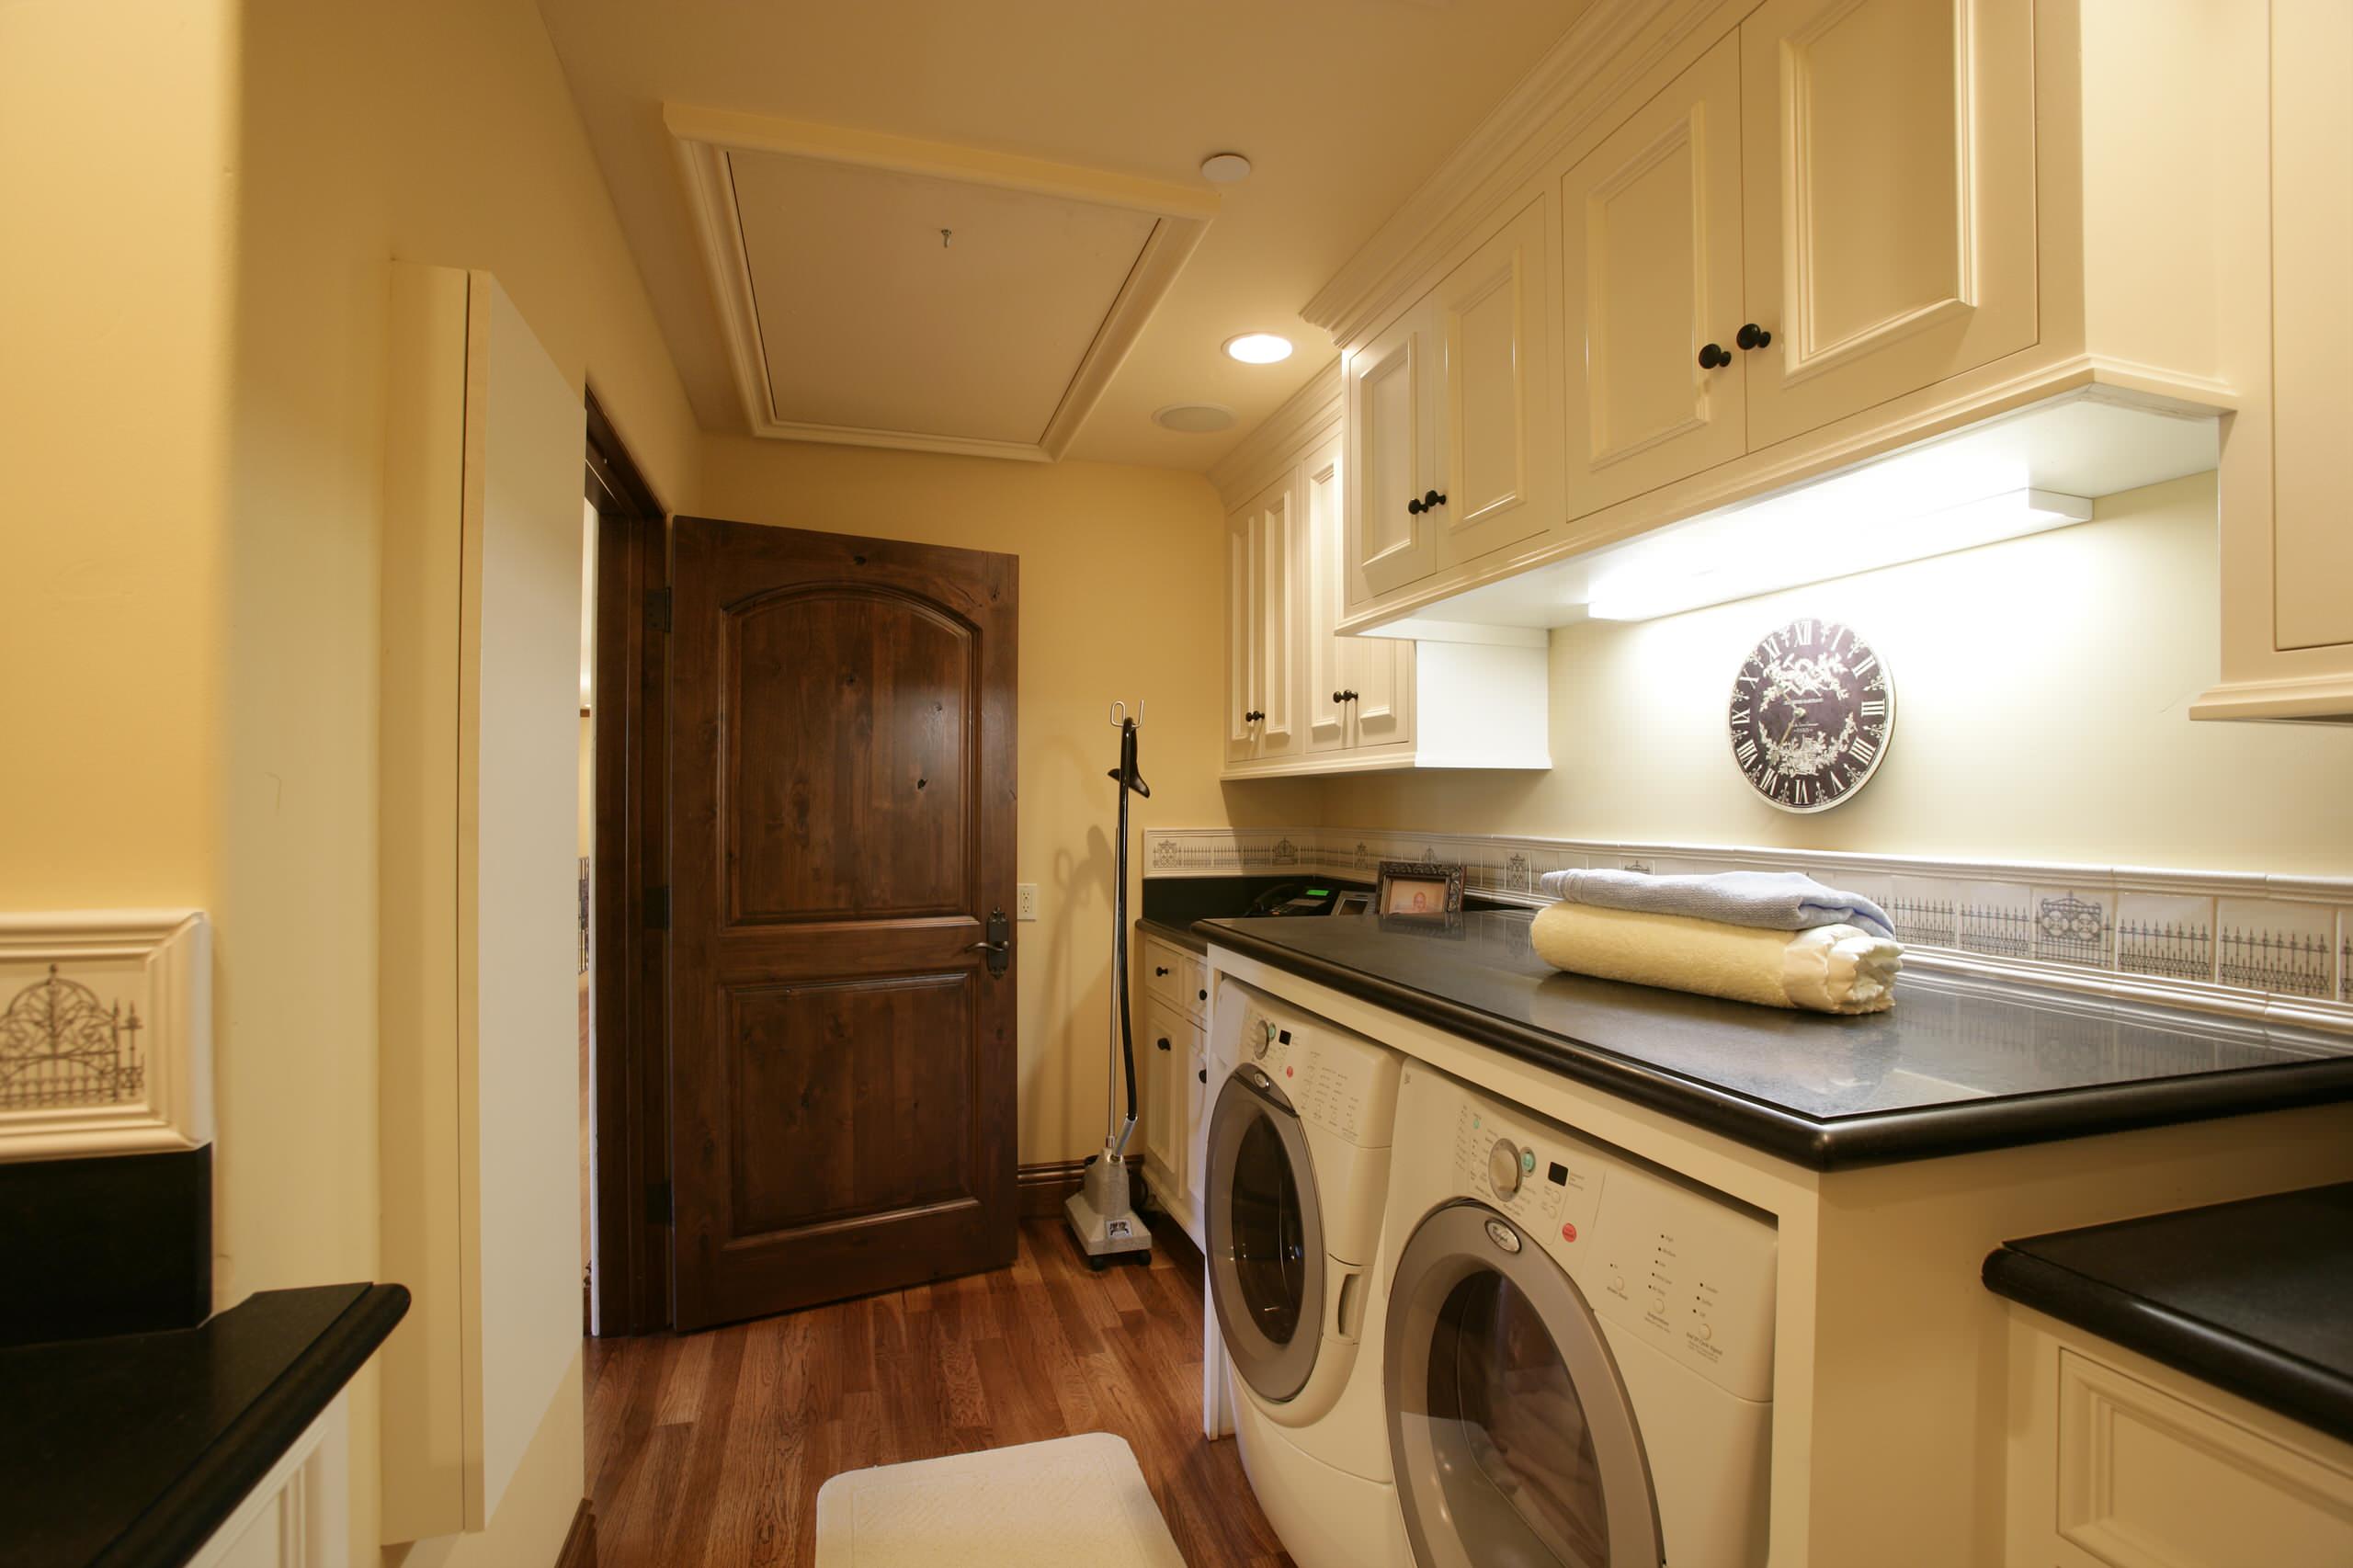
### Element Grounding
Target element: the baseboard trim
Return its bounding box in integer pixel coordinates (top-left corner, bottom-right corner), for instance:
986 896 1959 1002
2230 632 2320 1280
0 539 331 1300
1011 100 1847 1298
555 1498 595 1568
1017 1154 1144 1219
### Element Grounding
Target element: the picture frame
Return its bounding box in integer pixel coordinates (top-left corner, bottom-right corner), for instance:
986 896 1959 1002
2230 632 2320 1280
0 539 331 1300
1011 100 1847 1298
1376 860 1464 919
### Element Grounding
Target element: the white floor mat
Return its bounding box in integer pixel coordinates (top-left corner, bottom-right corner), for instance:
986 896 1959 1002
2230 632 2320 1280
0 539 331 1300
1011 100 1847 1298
813 1432 1188 1568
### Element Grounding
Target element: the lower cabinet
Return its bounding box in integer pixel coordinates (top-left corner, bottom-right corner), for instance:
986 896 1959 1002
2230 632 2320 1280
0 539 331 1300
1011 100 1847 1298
191 1396 350 1568
1139 936 1211 1247
2005 1312 2353 1567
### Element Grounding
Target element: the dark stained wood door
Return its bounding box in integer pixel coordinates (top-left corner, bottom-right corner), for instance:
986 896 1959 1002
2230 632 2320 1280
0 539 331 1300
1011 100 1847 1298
669 517 1017 1330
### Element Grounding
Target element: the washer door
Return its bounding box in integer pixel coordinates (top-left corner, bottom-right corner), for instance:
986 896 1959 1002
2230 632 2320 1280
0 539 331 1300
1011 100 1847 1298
1205 1063 1326 1403
1386 1201 1663 1568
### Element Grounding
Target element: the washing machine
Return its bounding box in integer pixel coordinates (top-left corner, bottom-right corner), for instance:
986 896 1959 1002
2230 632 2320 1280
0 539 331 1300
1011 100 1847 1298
1204 981 1410 1568
1378 1063 1778 1568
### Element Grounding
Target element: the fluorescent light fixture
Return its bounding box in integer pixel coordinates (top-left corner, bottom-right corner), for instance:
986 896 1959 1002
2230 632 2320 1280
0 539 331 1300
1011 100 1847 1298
1223 332 1293 365
1583 487 2094 622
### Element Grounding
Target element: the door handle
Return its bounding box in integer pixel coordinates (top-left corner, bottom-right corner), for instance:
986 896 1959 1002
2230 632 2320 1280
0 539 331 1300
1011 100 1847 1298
969 907 1011 978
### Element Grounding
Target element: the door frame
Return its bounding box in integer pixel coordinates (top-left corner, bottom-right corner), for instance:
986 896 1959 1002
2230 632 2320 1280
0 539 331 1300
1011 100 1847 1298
585 389 671 1335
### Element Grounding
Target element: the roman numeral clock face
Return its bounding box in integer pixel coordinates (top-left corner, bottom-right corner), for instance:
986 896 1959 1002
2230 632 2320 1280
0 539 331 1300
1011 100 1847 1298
1728 618 1894 812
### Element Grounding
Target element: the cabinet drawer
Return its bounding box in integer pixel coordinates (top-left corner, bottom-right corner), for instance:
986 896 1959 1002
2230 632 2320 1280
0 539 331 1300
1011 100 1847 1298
1142 938 1206 1023
2054 1349 2353 1568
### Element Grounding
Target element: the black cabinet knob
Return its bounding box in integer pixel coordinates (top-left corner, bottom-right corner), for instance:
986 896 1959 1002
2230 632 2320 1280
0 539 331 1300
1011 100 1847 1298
1343 688 1358 703
1406 495 1427 515
1737 323 1773 351
1198 988 1208 1001
1156 1036 1172 1051
1198 1067 1208 1084
1698 342 1733 369
1154 965 1169 977
1244 709 1264 723
1424 489 1446 509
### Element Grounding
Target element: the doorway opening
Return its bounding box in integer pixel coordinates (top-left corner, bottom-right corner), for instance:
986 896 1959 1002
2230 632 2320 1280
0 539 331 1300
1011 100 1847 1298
582 389 669 1336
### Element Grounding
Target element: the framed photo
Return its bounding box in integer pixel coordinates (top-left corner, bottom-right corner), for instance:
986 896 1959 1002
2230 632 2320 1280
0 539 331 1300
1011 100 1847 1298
1377 860 1464 918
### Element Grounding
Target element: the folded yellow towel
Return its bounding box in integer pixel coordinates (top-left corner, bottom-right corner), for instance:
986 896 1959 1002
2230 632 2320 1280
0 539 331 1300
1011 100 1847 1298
1529 902 1902 1014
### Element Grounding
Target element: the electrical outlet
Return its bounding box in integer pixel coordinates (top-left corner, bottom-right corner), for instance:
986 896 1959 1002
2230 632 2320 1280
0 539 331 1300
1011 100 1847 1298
1017 882 1040 921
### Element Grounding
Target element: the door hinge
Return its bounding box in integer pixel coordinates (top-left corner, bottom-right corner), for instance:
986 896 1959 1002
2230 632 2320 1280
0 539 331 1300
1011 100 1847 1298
644 884 671 930
644 586 673 632
645 1179 674 1225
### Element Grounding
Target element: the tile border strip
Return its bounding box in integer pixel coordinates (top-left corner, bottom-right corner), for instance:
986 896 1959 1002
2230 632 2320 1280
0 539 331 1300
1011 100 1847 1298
1142 827 2353 1037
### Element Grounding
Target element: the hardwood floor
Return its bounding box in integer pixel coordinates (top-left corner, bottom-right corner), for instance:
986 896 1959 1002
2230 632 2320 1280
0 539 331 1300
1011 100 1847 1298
583 1212 1295 1567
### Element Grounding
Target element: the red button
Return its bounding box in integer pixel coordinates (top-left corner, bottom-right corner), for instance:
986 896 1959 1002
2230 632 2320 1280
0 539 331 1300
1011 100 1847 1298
1284 1065 1293 1076
1561 1221 1579 1243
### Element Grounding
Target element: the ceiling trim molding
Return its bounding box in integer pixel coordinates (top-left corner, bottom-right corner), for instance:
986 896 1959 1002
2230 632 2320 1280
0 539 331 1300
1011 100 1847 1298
666 105 1216 461
1302 0 1733 350
1208 358 1344 509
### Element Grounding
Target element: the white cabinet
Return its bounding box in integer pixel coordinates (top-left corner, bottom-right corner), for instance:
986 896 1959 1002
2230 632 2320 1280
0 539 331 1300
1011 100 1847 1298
1139 936 1211 1246
1345 305 1438 602
1306 437 1412 756
190 1398 350 1568
1216 366 1549 778
1737 0 2037 449
1223 474 1302 765
2197 0 2353 720
2005 1314 2353 1568
1561 32 1746 516
1429 196 1561 568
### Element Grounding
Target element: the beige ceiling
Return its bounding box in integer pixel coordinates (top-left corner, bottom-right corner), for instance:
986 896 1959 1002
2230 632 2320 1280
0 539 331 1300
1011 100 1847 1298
537 0 1594 471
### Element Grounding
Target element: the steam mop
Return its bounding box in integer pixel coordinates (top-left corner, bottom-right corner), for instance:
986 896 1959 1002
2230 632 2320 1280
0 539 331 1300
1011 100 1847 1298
1065 701 1154 1269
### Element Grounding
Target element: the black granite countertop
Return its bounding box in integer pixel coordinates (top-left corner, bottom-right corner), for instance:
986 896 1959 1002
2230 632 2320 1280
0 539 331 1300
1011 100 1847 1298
1201 909 2353 1169
1137 914 1208 954
1 1281 409 1568
1985 1185 2353 1442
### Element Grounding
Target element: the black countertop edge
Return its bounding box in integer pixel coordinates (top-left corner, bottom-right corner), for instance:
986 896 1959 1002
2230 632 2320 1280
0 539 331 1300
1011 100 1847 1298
95 1283 411 1568
1983 1248 2353 1444
1201 920 2353 1171
1135 915 1208 954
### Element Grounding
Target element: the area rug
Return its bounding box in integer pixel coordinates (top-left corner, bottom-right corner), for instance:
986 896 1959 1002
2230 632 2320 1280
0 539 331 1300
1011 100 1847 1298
813 1432 1188 1567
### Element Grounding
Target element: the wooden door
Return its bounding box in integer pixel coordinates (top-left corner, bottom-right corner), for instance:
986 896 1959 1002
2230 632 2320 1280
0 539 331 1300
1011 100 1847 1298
1739 0 2036 449
1304 437 1412 756
2271 0 2353 653
668 517 1017 1329
1225 475 1302 765
1432 195 1562 566
1561 32 1747 517
1346 303 1439 605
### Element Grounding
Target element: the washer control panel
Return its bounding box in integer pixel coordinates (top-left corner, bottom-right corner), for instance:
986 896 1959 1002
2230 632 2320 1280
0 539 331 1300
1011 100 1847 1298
1227 992 1399 1148
1447 1096 1775 1403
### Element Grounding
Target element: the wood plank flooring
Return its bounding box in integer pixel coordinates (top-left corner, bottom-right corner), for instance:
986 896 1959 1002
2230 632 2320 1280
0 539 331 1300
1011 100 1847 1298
583 1213 1295 1567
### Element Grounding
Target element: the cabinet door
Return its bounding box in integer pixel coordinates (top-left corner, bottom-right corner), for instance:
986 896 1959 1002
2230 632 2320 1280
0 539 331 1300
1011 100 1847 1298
1224 476 1302 763
1561 33 1747 516
1431 196 1562 564
1346 305 1438 605
1184 1036 1211 1219
1305 438 1415 755
1739 0 2036 449
2272 0 2353 653
1141 997 1182 1185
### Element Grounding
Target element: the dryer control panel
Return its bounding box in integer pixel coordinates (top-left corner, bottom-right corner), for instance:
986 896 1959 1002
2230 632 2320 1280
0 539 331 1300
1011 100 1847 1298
1225 988 1400 1150
1442 1094 1777 1403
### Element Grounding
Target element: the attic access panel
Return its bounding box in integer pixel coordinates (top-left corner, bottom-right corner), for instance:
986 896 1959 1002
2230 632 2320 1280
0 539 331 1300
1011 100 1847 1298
670 108 1217 462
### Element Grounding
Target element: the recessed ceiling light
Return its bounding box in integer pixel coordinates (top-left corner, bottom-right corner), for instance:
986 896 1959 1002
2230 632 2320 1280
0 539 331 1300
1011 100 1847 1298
1200 153 1253 184
1223 333 1293 365
1154 403 1237 434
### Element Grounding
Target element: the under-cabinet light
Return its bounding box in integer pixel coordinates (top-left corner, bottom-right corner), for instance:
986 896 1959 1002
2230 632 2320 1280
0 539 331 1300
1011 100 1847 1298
1582 487 2094 622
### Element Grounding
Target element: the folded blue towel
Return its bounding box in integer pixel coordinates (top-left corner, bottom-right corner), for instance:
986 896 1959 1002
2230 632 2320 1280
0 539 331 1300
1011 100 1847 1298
1535 868 1897 941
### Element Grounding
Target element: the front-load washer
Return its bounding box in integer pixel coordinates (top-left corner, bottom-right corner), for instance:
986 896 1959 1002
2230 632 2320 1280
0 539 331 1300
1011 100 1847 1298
1380 1063 1777 1568
1205 981 1408 1568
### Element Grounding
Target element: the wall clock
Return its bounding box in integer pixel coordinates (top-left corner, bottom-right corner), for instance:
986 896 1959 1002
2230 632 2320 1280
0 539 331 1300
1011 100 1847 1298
1727 618 1893 812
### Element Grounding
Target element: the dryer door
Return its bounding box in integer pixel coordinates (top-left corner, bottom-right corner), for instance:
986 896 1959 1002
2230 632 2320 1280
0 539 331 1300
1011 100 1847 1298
1206 1063 1326 1403
1386 1200 1663 1568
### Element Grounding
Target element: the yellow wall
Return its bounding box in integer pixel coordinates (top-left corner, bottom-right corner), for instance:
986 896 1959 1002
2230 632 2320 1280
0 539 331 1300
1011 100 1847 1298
0 0 710 1561
0 0 239 910
1324 473 2353 875
699 437 1321 1162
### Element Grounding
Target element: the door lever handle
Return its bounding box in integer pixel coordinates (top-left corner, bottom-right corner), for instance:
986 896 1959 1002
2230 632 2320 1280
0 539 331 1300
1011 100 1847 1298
970 908 1012 977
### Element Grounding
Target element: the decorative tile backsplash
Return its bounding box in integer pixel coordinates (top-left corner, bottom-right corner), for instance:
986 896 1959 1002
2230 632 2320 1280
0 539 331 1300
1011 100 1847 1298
1144 826 2353 1031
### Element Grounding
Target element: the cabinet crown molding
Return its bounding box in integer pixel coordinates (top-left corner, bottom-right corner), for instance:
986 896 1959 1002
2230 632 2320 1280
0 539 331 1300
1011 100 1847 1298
1302 0 1728 350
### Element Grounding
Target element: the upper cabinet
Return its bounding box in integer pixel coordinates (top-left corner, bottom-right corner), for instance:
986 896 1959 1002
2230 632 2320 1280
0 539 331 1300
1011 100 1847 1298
1314 0 2315 704
2197 0 2353 720
1738 0 2037 448
1215 368 1550 779
1561 32 1746 516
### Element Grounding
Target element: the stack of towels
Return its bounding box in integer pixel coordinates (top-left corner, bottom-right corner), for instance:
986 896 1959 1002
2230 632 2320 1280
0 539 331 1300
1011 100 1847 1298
1530 869 1903 1015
